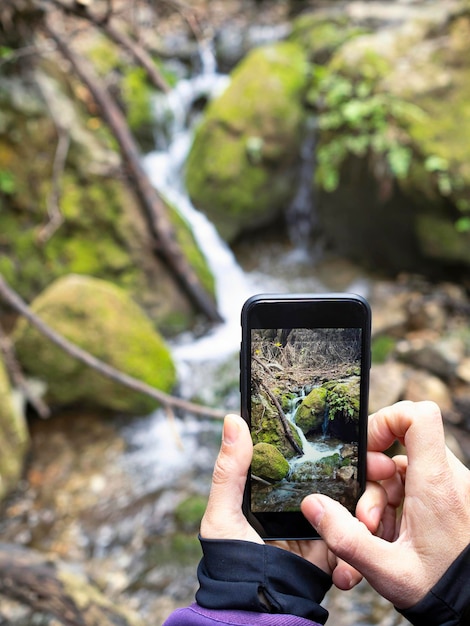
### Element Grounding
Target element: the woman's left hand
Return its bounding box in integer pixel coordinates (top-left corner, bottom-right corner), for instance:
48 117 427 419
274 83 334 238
200 414 393 590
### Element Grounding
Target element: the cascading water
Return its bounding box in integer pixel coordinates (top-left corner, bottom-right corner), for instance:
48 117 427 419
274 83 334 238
285 392 341 471
142 44 256 363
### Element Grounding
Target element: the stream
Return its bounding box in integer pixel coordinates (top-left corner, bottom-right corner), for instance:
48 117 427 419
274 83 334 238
0 42 408 626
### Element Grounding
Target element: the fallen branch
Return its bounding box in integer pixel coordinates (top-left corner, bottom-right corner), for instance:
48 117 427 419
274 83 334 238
0 273 225 420
43 20 222 324
257 377 303 455
47 0 170 92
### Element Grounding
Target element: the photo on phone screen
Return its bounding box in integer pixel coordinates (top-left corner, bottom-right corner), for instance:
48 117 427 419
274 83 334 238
241 294 370 539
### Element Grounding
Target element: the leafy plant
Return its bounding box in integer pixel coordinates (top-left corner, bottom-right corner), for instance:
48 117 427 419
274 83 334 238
327 388 356 422
309 65 423 193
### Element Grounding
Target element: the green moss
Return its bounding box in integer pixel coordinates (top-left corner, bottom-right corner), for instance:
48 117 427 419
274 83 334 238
13 275 176 414
0 356 29 501
186 41 310 241
289 13 369 61
175 495 207 532
371 335 397 364
416 213 470 263
296 386 328 434
252 442 290 482
121 66 154 133
167 200 215 297
87 36 121 77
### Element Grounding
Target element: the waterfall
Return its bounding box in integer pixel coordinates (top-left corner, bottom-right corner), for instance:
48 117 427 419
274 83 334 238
142 45 255 362
287 392 341 467
322 403 330 438
285 115 318 259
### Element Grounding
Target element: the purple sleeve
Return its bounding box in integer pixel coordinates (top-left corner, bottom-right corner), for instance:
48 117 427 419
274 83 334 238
163 603 322 625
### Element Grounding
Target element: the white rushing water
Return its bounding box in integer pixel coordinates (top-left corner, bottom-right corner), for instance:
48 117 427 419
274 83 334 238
142 45 257 363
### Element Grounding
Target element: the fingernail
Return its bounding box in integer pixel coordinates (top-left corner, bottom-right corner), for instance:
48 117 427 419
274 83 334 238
304 496 325 527
368 506 381 531
223 415 240 445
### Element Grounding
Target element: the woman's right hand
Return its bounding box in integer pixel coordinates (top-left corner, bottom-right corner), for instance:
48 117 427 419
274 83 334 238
302 400 470 609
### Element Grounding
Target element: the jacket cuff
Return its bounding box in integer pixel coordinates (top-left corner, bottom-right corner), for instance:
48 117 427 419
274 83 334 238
196 537 332 624
398 543 470 626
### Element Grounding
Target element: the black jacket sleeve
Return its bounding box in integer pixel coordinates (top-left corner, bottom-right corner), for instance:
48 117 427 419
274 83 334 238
398 543 470 626
195 537 332 624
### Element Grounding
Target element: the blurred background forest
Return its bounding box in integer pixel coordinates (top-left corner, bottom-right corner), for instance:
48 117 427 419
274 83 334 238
1 0 470 624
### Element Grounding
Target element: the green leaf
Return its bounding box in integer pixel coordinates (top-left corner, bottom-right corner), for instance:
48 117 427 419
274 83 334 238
387 145 412 179
455 217 470 232
424 155 449 172
0 170 16 195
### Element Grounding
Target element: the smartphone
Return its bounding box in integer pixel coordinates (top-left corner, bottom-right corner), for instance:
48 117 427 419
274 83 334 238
240 293 371 540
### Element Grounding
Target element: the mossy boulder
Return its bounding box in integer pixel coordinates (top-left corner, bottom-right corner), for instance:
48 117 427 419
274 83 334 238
252 442 289 482
185 41 310 241
311 3 470 274
13 274 176 414
0 63 215 336
0 355 29 502
295 386 328 435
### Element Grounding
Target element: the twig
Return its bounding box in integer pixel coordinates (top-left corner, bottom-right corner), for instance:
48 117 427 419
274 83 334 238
0 321 50 418
257 378 303 455
37 125 70 243
47 0 170 92
0 273 226 420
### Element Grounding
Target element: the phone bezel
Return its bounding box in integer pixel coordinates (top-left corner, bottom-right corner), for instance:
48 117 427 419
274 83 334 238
240 293 371 540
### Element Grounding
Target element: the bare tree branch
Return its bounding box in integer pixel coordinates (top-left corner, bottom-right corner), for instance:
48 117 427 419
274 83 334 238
36 114 70 243
0 273 226 420
257 377 303 455
43 20 222 324
47 0 171 92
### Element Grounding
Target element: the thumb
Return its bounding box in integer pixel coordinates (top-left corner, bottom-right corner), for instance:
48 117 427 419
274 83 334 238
200 414 262 543
301 494 396 593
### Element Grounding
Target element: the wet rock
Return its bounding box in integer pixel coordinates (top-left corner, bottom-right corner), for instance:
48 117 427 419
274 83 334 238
396 331 465 381
404 370 454 418
336 465 356 483
457 358 470 384
296 386 328 434
369 362 407 413
185 40 310 241
13 274 176 414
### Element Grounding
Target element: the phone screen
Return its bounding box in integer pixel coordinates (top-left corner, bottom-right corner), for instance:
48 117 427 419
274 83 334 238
241 294 370 539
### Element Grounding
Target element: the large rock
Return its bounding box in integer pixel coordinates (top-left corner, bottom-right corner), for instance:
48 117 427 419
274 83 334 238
13 275 176 414
313 2 470 274
185 41 310 241
0 65 215 336
295 386 328 434
252 442 289 482
0 355 29 502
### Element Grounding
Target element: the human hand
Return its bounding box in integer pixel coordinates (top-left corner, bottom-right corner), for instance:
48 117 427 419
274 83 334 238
301 400 470 609
200 414 389 589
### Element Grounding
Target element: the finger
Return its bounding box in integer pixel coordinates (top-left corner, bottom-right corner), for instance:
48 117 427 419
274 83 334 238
200 414 262 543
368 401 445 456
356 480 389 534
366 450 396 482
332 558 363 590
301 493 420 607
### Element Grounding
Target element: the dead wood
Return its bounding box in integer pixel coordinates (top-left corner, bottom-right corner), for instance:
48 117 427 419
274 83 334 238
43 20 222 324
0 273 225 420
257 378 303 455
47 0 170 92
